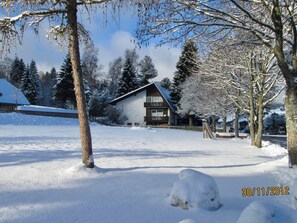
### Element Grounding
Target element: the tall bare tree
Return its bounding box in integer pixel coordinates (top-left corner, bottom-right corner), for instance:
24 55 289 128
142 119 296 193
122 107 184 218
0 0 151 168
138 0 297 167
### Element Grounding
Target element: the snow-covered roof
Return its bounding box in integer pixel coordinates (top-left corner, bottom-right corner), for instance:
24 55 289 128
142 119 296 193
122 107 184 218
154 82 175 111
110 82 175 111
218 114 248 123
0 79 30 105
17 105 78 114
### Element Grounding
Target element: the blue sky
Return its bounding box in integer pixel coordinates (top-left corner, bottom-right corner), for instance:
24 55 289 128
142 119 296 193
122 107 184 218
2 6 181 81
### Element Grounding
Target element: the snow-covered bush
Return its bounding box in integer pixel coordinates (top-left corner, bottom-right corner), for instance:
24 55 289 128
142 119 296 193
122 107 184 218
264 112 286 135
169 169 222 210
236 201 293 223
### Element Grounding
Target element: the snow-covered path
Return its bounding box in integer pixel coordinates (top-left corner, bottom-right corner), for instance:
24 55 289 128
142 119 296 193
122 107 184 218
0 113 296 223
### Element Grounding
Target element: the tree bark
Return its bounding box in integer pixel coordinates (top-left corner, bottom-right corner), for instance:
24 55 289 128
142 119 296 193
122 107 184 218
223 116 227 133
66 0 94 168
285 85 297 168
234 109 240 138
211 115 216 132
189 114 193 127
248 63 256 146
255 92 264 148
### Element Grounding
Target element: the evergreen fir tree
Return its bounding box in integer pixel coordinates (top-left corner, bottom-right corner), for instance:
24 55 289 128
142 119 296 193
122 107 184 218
29 60 41 104
116 57 139 97
9 57 25 88
21 64 38 104
170 39 200 104
138 55 158 86
40 67 57 106
88 88 110 117
160 77 171 90
53 54 76 108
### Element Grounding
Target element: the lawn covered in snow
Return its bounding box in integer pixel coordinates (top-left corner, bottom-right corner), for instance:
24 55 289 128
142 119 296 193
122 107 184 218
0 113 297 223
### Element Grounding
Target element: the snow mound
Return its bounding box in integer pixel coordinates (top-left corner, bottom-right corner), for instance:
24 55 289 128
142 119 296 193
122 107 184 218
261 141 288 157
237 201 292 223
169 169 222 210
178 219 197 223
291 179 297 209
66 162 100 176
130 126 145 130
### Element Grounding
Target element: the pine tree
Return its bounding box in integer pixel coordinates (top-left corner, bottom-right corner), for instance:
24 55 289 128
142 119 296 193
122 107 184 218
116 57 139 97
89 87 110 117
9 57 25 88
40 67 57 106
170 39 200 104
160 77 171 90
138 55 158 86
21 64 38 104
53 54 76 108
29 60 41 104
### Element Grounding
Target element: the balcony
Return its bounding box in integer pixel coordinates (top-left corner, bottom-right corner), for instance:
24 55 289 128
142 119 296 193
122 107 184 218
145 116 169 123
144 102 168 108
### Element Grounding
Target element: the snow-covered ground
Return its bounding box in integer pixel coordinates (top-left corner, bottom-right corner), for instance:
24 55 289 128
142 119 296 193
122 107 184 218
0 113 297 223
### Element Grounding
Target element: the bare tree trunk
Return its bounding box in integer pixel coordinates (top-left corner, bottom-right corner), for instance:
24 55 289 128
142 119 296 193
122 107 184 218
249 112 256 146
66 0 94 168
211 115 216 132
248 54 256 146
285 86 297 168
189 114 193 127
223 116 227 133
234 109 240 138
255 93 264 148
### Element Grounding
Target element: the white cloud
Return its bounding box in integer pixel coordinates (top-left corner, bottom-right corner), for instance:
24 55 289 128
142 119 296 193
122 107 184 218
8 26 65 73
96 30 180 81
138 45 180 81
7 26 180 81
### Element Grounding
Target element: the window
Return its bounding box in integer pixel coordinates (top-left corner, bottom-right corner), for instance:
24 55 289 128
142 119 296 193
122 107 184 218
0 92 2 97
146 96 163 103
151 109 163 117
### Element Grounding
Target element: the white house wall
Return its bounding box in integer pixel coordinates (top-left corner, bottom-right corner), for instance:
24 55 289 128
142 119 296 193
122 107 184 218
115 90 146 126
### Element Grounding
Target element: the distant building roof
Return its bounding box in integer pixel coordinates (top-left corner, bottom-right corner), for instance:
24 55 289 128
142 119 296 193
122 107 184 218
0 79 30 105
110 82 175 111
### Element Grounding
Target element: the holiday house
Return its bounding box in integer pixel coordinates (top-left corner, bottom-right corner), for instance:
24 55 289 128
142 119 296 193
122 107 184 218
110 82 176 126
0 79 30 112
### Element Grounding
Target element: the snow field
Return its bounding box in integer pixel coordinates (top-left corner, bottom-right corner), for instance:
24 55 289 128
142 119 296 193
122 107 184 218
0 113 297 223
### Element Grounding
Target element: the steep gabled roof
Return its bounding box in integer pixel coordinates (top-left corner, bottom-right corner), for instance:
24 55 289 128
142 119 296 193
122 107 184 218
154 82 176 111
110 82 175 111
0 79 30 105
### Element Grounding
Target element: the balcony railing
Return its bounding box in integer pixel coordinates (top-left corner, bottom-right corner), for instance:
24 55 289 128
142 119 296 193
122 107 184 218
144 102 168 107
145 116 169 123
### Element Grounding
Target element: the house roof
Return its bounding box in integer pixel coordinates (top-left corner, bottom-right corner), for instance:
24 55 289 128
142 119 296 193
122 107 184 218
0 79 30 105
110 82 176 111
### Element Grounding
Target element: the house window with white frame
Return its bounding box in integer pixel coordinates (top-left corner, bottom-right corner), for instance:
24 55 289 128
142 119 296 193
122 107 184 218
146 96 163 103
151 109 163 117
